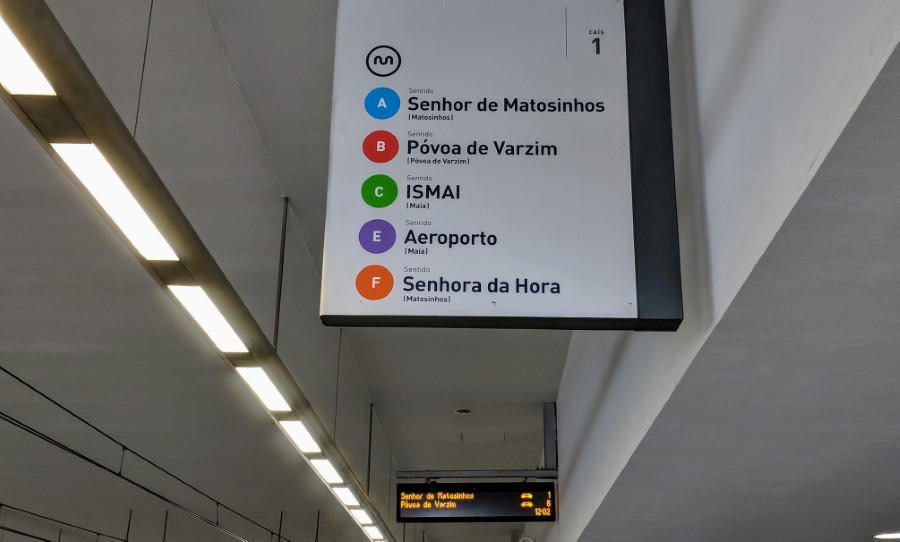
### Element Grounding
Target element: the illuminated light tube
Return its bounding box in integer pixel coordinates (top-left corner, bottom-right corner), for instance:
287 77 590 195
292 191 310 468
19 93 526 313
168 285 248 353
350 509 373 525
0 16 55 95
279 420 321 452
334 487 359 507
310 458 343 485
236 367 291 412
876 534 900 540
363 526 384 540
52 144 178 261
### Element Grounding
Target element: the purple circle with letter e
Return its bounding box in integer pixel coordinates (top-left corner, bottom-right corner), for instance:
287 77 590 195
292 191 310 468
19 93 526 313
358 219 396 254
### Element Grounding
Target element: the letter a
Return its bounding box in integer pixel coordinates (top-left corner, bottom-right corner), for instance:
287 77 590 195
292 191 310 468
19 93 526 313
377 97 387 109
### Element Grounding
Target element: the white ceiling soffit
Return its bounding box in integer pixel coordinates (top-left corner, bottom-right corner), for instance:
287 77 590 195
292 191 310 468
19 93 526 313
583 42 900 540
526 1 900 541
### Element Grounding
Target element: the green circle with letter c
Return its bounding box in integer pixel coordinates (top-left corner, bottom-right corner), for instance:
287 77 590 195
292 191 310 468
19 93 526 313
361 174 398 208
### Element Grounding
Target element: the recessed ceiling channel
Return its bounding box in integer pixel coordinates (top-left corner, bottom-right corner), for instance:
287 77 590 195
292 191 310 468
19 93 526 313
0 1 390 540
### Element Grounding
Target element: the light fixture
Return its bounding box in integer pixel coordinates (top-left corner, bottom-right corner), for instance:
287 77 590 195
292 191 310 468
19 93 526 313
52 144 177 261
236 367 290 412
876 534 900 540
168 286 248 353
0 16 54 95
310 458 343 485
279 420 320 452
349 509 373 525
333 487 359 507
364 526 384 540
1 3 395 539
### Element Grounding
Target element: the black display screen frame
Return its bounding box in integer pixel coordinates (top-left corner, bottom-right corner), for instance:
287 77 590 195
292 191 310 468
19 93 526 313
396 482 557 523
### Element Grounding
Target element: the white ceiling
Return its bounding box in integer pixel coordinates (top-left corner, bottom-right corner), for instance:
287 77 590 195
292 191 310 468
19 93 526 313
0 1 569 541
5 1 900 541
579 39 900 542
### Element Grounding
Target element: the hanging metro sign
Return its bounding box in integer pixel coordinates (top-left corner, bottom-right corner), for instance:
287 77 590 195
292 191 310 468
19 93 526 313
320 0 681 330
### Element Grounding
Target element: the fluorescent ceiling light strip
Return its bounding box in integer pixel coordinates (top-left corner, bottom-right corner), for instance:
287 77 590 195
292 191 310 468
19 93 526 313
333 487 359 507
363 526 384 540
876 535 900 540
52 144 177 261
279 420 321 452
0 16 54 95
310 458 343 485
7 9 391 540
350 509 373 525
168 285 248 353
236 368 291 412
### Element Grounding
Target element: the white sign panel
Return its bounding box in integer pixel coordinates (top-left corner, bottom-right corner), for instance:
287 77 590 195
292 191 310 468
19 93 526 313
321 0 638 323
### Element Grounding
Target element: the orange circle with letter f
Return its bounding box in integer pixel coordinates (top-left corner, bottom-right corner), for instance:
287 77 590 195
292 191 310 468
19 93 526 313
356 265 393 300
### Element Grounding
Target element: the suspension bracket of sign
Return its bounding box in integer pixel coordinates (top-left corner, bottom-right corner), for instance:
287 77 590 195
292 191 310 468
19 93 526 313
320 0 681 331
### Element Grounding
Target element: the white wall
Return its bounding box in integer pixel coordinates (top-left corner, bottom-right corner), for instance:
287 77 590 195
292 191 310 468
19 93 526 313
527 1 900 540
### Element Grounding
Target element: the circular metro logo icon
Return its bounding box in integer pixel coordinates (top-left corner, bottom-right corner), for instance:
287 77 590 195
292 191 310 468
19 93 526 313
366 45 401 77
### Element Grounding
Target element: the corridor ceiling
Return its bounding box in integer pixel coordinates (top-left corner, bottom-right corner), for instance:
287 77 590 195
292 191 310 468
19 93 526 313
0 1 568 540
3 1 900 542
581 45 900 542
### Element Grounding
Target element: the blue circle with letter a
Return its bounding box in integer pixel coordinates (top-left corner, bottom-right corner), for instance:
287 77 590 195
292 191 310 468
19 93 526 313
365 87 401 120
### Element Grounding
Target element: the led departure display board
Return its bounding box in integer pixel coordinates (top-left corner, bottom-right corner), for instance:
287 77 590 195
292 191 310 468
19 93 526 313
397 482 556 523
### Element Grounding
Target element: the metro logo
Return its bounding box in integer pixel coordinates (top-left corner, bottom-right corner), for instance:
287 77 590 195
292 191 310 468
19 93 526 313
365 45 401 77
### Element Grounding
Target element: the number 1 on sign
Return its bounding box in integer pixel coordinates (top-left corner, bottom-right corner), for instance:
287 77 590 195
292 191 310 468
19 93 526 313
592 37 600 54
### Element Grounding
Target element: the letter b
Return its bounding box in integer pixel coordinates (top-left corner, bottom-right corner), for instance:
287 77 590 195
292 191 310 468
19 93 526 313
363 130 399 163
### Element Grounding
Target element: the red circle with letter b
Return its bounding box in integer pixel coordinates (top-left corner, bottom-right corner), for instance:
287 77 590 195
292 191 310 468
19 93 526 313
363 130 399 163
